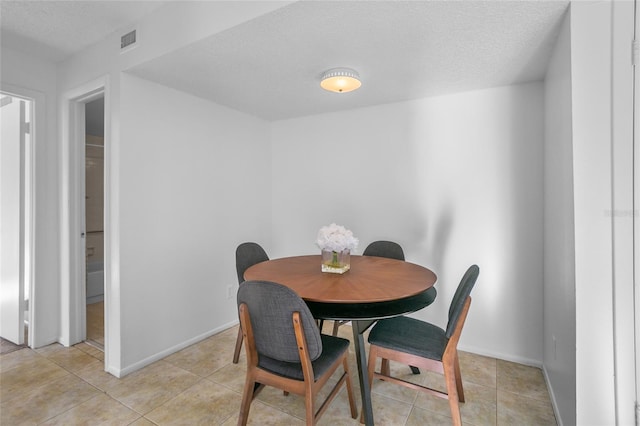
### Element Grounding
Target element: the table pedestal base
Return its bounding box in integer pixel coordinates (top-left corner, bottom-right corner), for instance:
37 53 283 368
352 320 376 426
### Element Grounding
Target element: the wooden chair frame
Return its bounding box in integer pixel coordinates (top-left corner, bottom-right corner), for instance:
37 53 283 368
238 303 358 426
365 296 472 426
232 326 244 364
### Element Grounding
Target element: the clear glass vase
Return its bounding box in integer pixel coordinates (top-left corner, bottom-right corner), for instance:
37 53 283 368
321 249 351 274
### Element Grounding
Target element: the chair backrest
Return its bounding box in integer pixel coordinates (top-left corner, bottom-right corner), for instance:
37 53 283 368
237 280 323 362
236 242 269 284
445 265 480 338
362 240 405 261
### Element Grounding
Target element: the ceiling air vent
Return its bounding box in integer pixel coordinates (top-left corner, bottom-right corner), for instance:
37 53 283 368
120 30 137 50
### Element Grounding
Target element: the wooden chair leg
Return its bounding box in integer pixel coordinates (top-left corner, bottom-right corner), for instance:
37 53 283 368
232 327 243 364
454 352 465 403
343 357 358 419
332 321 341 336
381 358 390 376
443 359 462 426
238 376 255 426
305 391 315 425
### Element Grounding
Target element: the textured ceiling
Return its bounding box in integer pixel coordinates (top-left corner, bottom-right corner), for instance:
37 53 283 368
129 1 569 121
0 1 165 62
1 1 569 121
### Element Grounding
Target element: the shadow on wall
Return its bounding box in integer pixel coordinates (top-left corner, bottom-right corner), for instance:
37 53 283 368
425 202 454 276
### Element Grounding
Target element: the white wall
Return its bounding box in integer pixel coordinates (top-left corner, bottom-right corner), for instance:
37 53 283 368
543 10 576 426
118 74 271 371
1 47 60 348
52 1 290 374
271 82 545 364
11 7 634 421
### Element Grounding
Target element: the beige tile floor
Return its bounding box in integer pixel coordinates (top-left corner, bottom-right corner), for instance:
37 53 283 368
0 322 557 425
86 301 105 348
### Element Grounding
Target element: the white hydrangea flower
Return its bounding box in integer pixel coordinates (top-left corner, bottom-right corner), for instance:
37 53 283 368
316 223 359 252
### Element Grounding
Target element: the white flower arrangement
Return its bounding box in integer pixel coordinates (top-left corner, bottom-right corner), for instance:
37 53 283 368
316 223 359 253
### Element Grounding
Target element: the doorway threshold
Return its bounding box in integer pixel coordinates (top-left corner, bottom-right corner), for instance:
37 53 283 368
84 339 104 352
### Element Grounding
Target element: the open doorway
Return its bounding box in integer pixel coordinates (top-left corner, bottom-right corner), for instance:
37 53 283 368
60 77 111 367
0 92 33 351
84 97 104 350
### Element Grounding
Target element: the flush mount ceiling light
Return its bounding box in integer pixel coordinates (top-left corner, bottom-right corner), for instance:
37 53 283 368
320 68 361 93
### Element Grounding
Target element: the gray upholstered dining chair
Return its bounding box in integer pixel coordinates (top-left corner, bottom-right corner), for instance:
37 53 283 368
365 265 480 426
329 240 406 337
362 240 405 261
237 280 358 426
232 242 269 364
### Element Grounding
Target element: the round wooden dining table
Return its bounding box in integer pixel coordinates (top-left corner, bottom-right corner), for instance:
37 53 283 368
244 254 437 426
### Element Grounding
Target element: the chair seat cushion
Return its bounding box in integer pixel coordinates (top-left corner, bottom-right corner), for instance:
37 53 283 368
258 334 350 381
368 316 448 361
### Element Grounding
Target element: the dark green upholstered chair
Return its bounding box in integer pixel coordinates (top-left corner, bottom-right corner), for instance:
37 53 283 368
237 280 357 425
362 240 405 261
366 265 480 426
232 242 269 364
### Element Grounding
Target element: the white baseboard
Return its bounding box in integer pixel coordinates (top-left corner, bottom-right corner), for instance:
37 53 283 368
542 365 563 426
458 343 543 368
111 320 239 378
32 335 59 349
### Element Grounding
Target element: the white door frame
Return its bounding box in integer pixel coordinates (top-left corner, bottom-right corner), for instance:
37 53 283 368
60 76 111 366
609 1 637 423
634 0 640 421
